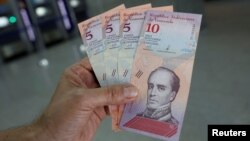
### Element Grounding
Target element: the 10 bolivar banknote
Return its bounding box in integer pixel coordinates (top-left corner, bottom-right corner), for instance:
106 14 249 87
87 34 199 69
119 10 202 141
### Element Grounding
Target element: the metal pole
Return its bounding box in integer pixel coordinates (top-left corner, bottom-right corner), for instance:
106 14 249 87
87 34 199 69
24 0 49 67
9 0 34 53
51 0 69 40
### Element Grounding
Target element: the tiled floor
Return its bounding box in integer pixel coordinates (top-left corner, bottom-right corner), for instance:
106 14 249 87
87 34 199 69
0 1 250 141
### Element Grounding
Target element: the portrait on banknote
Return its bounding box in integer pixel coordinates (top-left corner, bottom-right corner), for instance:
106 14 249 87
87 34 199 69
122 65 180 138
137 67 180 125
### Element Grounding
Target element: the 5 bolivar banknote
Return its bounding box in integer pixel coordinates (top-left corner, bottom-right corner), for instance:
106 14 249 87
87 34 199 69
78 3 202 141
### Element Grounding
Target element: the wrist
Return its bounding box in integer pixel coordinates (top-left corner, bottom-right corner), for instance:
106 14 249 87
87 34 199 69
31 115 56 141
24 124 43 141
0 123 50 141
29 123 47 141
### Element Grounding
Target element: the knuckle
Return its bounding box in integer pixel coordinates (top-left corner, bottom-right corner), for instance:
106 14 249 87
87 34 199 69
63 67 72 76
106 85 123 103
75 90 93 108
106 87 115 103
62 68 71 79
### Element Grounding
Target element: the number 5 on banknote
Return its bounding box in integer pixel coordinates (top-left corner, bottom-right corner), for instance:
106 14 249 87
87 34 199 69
120 11 202 141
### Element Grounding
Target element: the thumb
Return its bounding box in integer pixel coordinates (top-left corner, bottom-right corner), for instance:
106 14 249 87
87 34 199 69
84 84 138 107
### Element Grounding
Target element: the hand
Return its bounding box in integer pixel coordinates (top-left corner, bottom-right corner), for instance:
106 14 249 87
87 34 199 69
34 58 138 141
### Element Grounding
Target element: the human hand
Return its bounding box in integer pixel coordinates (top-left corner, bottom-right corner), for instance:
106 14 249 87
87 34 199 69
34 58 138 141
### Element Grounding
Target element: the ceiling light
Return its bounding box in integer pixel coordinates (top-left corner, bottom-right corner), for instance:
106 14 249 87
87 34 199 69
0 16 9 28
70 0 80 8
35 6 48 17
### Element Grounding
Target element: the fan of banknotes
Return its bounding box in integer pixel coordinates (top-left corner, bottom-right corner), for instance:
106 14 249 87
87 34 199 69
78 3 202 141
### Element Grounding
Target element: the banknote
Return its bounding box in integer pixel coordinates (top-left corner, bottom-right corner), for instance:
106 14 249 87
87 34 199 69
101 5 126 85
78 4 125 86
117 6 173 83
119 11 202 141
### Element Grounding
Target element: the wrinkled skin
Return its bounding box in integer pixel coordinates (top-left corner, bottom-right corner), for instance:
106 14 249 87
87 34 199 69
35 58 138 141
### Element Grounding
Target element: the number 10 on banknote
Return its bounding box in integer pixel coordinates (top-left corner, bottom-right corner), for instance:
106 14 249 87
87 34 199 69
120 11 202 141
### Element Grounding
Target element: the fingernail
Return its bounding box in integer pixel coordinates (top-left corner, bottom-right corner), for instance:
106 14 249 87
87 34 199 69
112 123 122 132
124 86 138 98
113 127 122 132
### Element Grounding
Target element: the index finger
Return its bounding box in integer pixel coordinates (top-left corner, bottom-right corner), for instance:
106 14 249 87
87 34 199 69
78 57 93 72
72 57 99 88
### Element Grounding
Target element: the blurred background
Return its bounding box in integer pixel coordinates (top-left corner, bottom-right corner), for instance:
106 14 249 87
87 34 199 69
0 0 249 141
